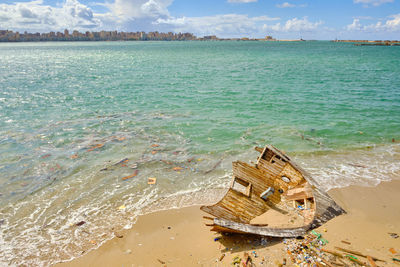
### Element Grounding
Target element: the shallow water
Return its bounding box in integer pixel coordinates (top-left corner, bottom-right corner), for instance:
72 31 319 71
0 41 399 266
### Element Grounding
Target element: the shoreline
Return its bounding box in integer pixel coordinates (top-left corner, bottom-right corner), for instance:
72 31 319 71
56 179 400 266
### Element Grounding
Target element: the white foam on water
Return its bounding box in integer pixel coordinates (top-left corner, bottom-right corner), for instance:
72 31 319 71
296 143 400 191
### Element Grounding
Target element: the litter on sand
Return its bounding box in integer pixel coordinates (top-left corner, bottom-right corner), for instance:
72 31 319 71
389 232 399 239
75 221 86 227
148 177 157 184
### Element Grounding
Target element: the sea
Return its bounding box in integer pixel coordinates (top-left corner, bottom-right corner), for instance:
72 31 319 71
0 41 399 266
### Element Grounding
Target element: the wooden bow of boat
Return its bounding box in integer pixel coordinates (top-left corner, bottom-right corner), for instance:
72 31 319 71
200 145 345 237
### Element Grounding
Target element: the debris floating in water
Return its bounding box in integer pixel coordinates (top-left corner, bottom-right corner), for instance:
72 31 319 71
87 143 104 152
122 170 139 181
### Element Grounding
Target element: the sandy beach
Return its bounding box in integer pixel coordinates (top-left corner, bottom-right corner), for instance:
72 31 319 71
56 179 400 266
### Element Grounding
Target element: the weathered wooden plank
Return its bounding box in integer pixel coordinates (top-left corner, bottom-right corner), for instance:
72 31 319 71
213 218 308 237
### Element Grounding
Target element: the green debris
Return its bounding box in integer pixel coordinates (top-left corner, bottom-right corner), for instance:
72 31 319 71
311 230 329 245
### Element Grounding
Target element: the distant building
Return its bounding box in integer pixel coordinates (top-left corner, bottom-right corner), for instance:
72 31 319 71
203 35 217 40
0 29 197 42
265 35 276 41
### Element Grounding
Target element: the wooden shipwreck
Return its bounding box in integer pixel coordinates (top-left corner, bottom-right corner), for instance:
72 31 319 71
201 145 345 237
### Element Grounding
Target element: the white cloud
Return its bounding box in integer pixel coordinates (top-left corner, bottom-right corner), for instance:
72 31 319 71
276 2 295 8
0 0 103 32
353 16 374 20
264 17 323 32
106 0 172 21
155 14 279 37
346 14 400 32
276 2 307 8
0 0 177 32
347 18 362 30
354 0 394 7
227 0 258 3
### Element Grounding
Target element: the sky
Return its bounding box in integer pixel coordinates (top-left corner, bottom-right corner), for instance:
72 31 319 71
0 0 400 40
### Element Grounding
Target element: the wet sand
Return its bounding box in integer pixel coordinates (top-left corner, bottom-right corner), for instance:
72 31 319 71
56 179 400 266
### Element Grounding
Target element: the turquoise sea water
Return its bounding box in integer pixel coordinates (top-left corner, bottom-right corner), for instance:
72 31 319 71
1 41 400 266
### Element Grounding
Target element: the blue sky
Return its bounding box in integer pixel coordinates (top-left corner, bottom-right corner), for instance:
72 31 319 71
1 0 399 39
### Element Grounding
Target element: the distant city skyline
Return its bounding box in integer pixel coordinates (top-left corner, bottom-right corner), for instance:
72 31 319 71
0 0 399 40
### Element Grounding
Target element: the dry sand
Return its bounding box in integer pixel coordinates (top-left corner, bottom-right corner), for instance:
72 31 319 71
57 180 400 266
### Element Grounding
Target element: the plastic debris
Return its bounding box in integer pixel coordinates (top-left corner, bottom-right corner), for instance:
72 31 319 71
129 163 138 169
389 248 397 254
70 153 78 159
75 221 86 226
214 237 220 241
389 232 399 239
232 255 241 265
219 253 225 261
114 158 129 165
393 258 400 262
284 233 330 266
41 154 51 159
244 252 253 265
346 254 365 265
114 232 123 238
173 167 183 171
122 170 139 181
118 205 126 210
151 144 159 148
87 143 104 152
148 177 156 185
311 230 328 245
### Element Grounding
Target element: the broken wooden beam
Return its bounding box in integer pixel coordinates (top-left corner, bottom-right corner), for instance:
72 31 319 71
367 256 377 267
335 247 386 262
321 248 344 258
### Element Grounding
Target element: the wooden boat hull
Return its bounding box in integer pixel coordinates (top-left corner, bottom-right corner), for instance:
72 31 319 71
201 145 345 237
